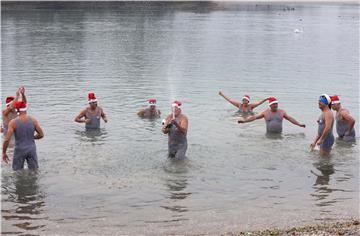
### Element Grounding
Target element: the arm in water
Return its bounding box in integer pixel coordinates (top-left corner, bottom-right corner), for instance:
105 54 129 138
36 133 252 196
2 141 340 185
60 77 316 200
75 109 91 124
284 112 306 128
171 115 188 136
238 111 265 123
2 120 15 163
317 111 333 146
137 109 145 118
32 117 44 140
219 91 241 108
101 108 108 123
250 98 269 109
340 109 355 135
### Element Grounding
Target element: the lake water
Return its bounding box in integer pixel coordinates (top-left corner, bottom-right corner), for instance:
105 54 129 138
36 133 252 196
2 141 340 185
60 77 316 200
1 2 359 235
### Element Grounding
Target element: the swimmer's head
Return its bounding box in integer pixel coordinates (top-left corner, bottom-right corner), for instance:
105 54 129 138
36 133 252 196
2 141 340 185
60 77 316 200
88 92 98 109
318 94 331 110
148 99 156 110
14 101 27 113
172 100 182 117
5 96 15 107
242 95 250 105
330 95 341 111
268 97 278 111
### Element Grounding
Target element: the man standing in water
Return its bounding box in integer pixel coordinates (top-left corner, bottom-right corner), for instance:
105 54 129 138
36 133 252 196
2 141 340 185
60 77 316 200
2 87 27 136
219 91 268 114
137 99 161 118
330 95 355 142
162 101 188 159
310 94 335 156
238 97 306 133
75 92 108 130
2 101 44 170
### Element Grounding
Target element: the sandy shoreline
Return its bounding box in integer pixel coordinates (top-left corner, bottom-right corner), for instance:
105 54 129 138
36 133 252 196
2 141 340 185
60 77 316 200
225 219 360 236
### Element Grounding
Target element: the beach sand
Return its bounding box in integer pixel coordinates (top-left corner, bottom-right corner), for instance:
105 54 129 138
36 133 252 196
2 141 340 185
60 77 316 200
225 219 360 236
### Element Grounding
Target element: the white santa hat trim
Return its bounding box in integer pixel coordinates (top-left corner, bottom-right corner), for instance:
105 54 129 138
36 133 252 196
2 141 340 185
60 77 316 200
88 99 98 103
18 107 27 112
269 100 278 106
242 96 250 102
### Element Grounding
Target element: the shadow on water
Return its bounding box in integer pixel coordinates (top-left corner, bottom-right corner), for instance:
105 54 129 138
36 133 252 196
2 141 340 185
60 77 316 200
1 170 46 234
74 128 108 144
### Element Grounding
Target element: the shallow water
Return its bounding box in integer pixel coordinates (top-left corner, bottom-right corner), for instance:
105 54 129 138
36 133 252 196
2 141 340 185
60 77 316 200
1 2 359 235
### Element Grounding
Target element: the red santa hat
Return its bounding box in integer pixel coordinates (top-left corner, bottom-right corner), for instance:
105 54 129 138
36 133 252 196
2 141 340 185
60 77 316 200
148 99 157 105
14 101 27 112
242 95 250 102
172 100 182 108
330 95 340 105
268 97 278 106
6 96 15 106
88 92 97 103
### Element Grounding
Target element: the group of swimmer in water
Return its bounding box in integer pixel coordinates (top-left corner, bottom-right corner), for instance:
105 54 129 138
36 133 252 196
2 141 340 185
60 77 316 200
1 87 356 171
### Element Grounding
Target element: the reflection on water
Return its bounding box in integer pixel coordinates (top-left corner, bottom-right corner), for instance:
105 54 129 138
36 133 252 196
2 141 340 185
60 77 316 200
2 170 46 234
311 159 336 208
161 161 191 223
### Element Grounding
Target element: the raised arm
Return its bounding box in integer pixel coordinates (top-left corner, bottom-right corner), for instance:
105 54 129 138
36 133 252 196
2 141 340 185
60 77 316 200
219 91 241 108
340 110 355 134
250 98 269 109
32 117 44 139
20 87 27 104
238 111 265 124
3 89 20 117
284 112 306 128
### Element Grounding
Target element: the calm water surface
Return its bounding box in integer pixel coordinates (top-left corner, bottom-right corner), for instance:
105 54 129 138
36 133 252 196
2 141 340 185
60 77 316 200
1 2 359 235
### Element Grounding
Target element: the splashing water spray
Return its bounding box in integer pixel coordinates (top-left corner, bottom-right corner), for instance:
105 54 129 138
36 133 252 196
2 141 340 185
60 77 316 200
162 46 177 128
